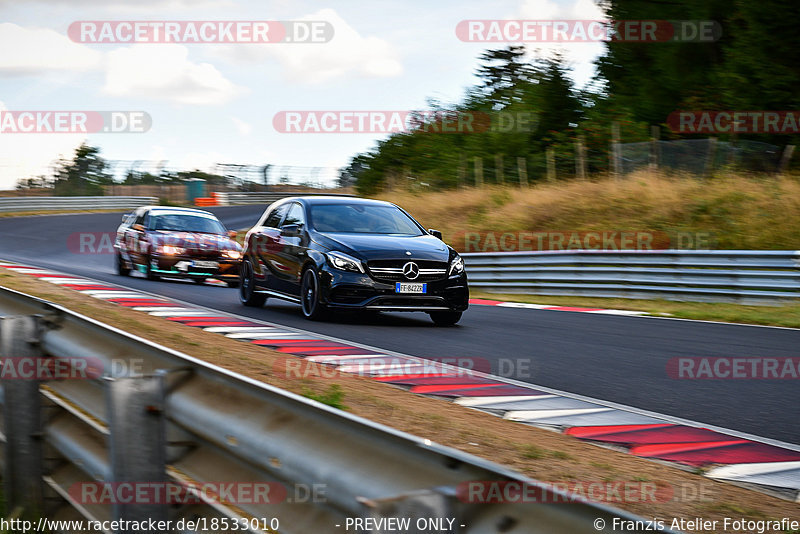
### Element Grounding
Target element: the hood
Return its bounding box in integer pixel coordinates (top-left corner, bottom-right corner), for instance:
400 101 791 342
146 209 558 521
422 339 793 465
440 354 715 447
313 232 450 262
150 231 241 251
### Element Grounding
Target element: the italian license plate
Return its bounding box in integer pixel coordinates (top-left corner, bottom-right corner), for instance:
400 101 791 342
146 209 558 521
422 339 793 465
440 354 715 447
192 260 219 269
395 282 426 293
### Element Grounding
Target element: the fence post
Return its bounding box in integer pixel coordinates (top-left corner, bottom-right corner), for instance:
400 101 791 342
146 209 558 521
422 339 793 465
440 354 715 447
107 374 168 528
611 122 621 179
517 157 528 187
576 135 587 180
546 148 556 182
778 145 795 175
495 154 504 185
1 315 45 516
649 125 660 172
474 157 483 187
704 137 718 178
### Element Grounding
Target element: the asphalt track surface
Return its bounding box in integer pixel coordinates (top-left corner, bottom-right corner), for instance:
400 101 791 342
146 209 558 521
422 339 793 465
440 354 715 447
0 206 798 444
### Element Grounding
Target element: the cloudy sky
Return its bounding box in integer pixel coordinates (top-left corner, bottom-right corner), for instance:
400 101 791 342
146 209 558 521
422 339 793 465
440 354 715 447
0 0 606 189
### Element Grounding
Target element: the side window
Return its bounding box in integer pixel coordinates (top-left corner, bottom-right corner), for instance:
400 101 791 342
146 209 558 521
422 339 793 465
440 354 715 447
264 203 289 228
143 212 151 230
282 203 306 227
133 210 146 227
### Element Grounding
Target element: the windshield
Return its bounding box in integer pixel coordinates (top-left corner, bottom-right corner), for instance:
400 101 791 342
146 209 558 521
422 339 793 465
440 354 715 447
309 203 424 235
151 214 226 235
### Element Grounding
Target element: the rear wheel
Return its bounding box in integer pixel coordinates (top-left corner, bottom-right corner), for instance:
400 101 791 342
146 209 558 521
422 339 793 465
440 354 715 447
429 311 462 326
115 252 130 276
239 260 266 307
301 268 328 321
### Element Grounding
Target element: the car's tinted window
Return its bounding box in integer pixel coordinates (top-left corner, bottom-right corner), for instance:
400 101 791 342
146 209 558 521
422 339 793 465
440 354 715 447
283 203 306 227
133 210 145 227
263 203 289 228
309 203 423 235
150 214 226 234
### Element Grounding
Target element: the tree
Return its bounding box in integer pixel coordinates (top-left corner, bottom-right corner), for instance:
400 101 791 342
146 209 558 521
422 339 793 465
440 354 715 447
52 143 113 196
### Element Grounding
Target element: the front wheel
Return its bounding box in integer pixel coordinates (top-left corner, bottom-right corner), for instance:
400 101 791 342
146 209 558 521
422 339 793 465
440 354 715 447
239 260 266 307
115 252 130 276
301 268 328 321
429 311 462 326
145 257 160 281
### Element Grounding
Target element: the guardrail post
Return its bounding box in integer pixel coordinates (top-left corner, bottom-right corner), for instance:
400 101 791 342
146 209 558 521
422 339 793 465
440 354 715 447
106 373 168 530
1 315 45 516
360 489 460 534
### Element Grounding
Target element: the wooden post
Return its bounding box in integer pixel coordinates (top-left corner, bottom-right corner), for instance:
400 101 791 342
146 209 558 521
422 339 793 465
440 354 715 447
474 156 483 187
517 157 528 187
495 154 504 184
457 153 466 188
778 145 795 175
576 134 587 180
704 137 718 178
611 122 621 179
546 148 556 183
649 125 660 172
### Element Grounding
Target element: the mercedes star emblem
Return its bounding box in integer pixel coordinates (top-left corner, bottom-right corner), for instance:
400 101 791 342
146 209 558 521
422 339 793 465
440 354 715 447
402 261 420 280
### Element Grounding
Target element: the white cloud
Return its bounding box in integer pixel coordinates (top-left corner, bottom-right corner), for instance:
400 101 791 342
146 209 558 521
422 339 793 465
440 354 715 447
517 0 607 88
0 103 86 190
230 116 252 136
210 8 403 84
0 23 102 74
102 44 246 105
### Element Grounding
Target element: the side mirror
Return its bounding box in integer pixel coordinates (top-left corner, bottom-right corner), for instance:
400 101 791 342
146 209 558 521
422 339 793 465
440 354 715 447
281 224 301 236
132 224 145 232
428 229 443 240
227 230 238 239
122 213 130 222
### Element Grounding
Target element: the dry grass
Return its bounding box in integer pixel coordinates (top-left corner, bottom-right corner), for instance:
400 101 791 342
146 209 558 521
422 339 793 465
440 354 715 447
375 171 800 250
0 268 798 531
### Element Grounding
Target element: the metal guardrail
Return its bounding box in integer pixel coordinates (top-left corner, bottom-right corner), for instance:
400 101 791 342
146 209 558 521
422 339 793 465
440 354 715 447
214 192 353 206
462 250 800 303
0 286 659 533
0 196 157 213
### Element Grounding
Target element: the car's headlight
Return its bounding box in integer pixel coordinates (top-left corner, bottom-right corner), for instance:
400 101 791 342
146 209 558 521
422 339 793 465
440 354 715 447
222 250 241 259
157 245 185 255
449 255 465 275
326 251 364 273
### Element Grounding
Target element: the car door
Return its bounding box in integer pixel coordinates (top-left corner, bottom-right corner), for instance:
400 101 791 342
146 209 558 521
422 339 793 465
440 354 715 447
251 202 289 290
125 209 148 266
273 202 308 295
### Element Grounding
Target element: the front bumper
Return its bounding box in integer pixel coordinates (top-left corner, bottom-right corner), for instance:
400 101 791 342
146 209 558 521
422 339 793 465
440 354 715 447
319 268 469 312
150 255 241 281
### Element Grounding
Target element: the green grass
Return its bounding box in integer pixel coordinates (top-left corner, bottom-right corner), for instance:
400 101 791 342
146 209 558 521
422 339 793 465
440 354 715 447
302 384 347 410
471 291 800 328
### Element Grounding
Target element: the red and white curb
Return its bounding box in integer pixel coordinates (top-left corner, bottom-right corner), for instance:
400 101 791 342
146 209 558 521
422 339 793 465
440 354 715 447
468 298 648 316
1 260 798 502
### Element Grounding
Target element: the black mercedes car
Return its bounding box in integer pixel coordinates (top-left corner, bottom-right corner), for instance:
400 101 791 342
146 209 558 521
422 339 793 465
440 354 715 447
239 197 468 325
114 206 242 287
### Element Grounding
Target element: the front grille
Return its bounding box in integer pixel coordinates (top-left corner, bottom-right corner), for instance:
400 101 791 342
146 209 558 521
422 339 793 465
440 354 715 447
367 260 448 282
